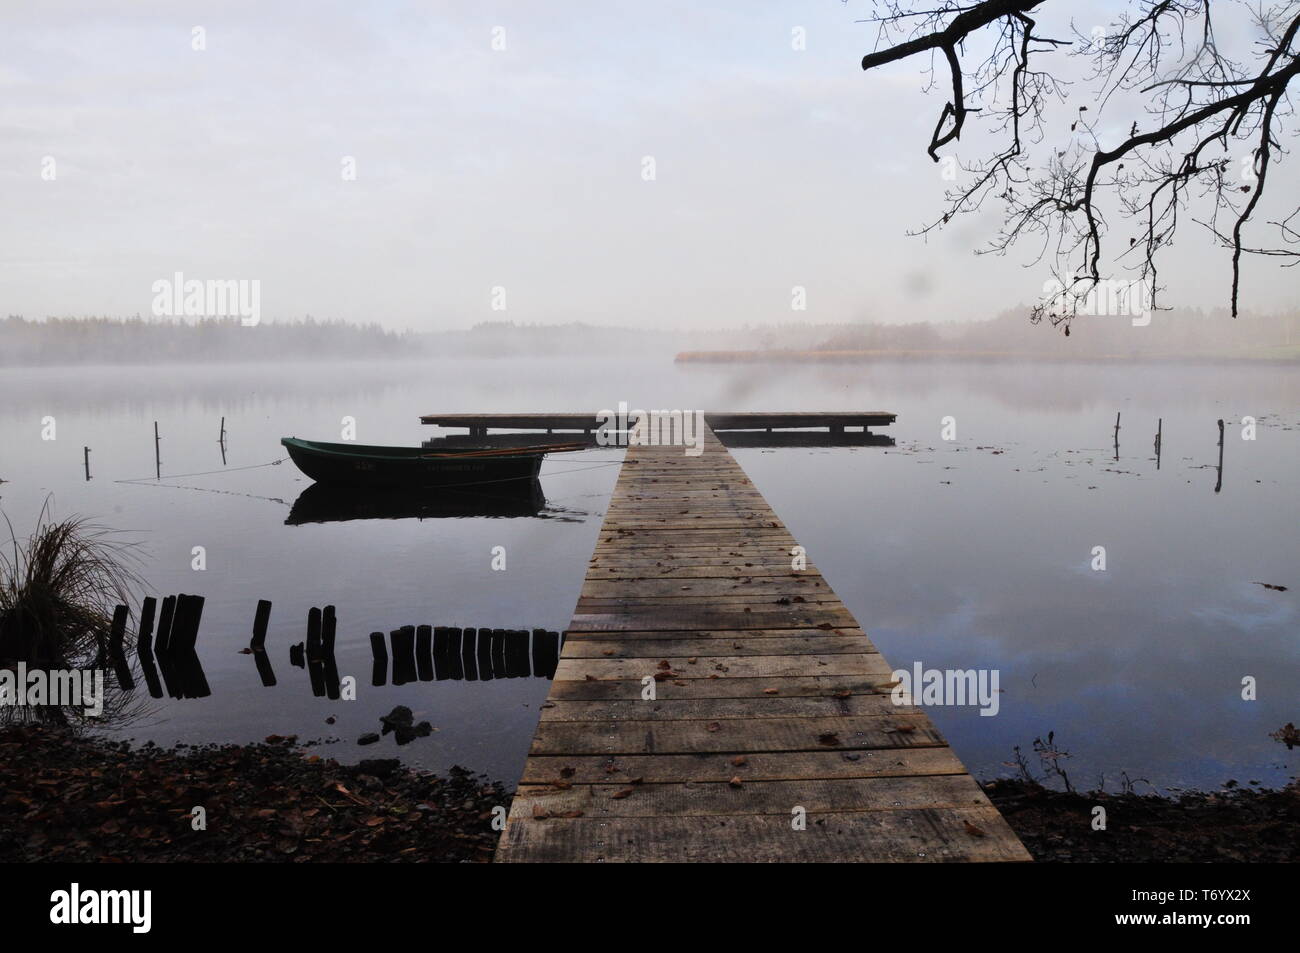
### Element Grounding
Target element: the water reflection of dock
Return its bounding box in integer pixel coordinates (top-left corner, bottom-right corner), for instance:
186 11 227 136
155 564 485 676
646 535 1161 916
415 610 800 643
420 411 898 444
496 418 1030 863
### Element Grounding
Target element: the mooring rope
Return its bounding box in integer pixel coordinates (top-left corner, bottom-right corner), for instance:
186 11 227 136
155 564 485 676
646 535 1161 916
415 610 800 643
114 458 288 485
110 455 624 497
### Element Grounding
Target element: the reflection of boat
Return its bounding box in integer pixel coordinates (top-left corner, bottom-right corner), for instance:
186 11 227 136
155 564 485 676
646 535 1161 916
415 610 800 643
281 437 582 488
286 479 546 524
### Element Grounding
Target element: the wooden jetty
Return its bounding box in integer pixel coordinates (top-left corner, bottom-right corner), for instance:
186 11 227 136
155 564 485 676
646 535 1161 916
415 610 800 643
495 419 1029 863
705 411 895 432
418 413 631 436
420 411 895 437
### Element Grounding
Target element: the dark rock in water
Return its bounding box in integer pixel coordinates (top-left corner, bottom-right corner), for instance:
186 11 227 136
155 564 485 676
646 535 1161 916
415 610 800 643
357 758 400 779
289 643 305 668
393 721 433 746
357 732 380 746
380 705 414 734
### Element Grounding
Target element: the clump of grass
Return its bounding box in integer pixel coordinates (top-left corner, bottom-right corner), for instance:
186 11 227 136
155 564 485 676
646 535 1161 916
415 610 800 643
0 501 143 725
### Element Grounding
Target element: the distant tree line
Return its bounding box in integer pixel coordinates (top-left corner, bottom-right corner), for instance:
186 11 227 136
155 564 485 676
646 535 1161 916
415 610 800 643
1 311 1295 366
0 316 418 366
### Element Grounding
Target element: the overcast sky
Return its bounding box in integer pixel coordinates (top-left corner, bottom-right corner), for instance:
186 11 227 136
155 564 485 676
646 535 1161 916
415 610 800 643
1 1 1294 330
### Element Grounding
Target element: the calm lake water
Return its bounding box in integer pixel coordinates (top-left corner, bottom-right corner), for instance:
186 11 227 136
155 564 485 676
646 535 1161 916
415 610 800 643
1 356 1296 792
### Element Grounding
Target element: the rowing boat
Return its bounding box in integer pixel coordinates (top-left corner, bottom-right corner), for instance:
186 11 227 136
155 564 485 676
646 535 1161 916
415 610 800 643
280 437 583 488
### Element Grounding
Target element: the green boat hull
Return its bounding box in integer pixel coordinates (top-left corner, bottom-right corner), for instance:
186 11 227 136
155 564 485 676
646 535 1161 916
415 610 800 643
281 438 544 489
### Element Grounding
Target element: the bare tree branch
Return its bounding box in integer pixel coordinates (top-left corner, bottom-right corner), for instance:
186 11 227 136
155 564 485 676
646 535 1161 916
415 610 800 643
857 0 1300 327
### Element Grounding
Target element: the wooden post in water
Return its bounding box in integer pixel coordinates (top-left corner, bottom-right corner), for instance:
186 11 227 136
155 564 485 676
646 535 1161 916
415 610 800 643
369 632 388 686
83 446 91 481
531 629 560 679
108 604 134 690
439 628 464 680
1113 412 1121 461
416 625 434 681
391 625 417 685
250 599 272 651
461 628 480 681
490 628 507 678
321 611 340 700
108 604 129 652
173 594 204 651
504 630 530 677
1155 418 1162 470
154 422 161 479
1215 419 1225 493
137 597 157 657
154 594 176 655
321 605 336 654
475 627 493 682
306 607 322 662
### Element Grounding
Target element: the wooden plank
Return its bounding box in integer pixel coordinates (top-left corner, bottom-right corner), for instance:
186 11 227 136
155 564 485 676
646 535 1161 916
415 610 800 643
580 575 830 599
568 607 861 631
562 626 868 641
497 420 1027 863
519 747 970 784
553 653 895 681
538 693 914 721
529 713 944 755
513 774 990 817
560 634 876 658
496 808 1027 863
546 672 901 700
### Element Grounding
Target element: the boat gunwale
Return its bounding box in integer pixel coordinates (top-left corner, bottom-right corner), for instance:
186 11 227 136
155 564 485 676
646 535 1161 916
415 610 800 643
280 436 562 463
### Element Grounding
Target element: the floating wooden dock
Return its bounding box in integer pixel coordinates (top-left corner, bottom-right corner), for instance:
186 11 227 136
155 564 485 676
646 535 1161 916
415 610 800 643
419 411 895 436
419 413 628 436
705 411 895 432
495 420 1029 862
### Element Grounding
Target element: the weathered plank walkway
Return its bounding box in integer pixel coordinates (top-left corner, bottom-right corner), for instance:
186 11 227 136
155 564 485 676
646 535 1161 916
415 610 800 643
495 422 1029 862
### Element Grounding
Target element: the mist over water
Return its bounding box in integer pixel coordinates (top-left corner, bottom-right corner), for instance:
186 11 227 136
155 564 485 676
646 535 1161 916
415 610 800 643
0 356 1295 791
